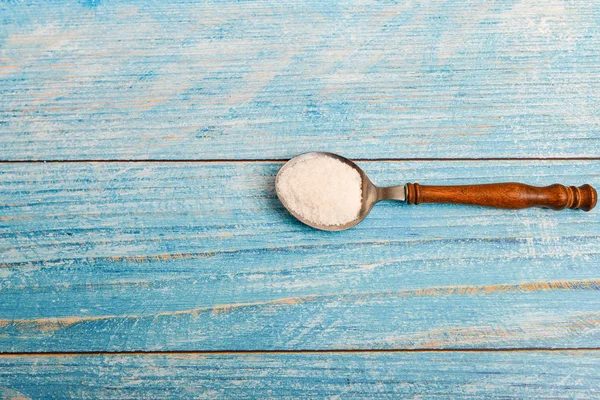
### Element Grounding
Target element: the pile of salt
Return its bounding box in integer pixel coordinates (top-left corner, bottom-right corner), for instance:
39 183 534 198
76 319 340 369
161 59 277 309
277 156 362 226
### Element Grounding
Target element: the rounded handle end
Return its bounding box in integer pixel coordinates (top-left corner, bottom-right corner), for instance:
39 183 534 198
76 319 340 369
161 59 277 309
567 184 597 211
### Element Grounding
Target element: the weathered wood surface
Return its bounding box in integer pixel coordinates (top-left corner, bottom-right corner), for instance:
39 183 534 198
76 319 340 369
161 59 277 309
2 160 598 351
1 351 599 399
2 0 600 160
3 0 600 395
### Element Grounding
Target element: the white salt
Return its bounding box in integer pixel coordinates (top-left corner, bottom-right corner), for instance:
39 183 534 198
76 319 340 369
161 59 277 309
277 156 362 226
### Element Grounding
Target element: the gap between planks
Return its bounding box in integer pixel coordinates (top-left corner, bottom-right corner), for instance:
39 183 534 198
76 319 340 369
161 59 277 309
0 157 600 164
1 348 600 358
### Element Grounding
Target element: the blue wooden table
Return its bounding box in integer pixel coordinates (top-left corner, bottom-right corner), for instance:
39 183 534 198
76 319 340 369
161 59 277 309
1 1 599 398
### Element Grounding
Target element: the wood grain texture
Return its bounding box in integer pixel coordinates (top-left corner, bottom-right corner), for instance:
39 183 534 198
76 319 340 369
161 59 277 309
2 0 600 160
405 182 598 211
0 351 599 399
1 160 599 351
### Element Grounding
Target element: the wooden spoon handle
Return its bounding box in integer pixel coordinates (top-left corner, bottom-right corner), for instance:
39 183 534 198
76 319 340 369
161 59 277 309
405 183 597 211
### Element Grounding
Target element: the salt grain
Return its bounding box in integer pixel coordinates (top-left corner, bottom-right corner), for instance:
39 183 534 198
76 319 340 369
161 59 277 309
277 156 362 226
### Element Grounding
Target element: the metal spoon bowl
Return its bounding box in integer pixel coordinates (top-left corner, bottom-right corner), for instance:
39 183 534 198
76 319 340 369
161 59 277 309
275 152 406 231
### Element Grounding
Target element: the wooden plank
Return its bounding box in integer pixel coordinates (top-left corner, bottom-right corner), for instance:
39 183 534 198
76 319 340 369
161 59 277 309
1 351 599 398
1 160 599 351
1 0 600 160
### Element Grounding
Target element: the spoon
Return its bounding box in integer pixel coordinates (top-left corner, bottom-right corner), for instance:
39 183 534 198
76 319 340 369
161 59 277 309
275 152 597 231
